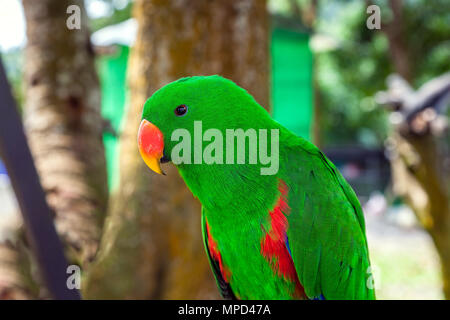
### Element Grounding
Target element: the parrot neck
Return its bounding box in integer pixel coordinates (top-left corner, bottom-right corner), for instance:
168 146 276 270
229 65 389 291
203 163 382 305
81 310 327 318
174 124 300 213
176 159 280 214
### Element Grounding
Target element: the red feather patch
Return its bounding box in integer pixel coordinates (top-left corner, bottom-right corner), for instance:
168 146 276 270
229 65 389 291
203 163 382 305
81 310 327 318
206 219 231 282
261 180 305 298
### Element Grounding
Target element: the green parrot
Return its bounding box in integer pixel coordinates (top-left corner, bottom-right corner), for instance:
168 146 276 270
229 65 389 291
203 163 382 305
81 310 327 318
137 75 376 300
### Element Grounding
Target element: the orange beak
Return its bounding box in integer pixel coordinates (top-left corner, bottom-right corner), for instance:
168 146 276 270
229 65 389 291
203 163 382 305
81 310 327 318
137 119 165 175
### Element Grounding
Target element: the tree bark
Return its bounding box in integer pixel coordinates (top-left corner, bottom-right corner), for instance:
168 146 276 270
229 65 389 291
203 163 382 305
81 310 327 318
384 0 412 82
379 0 449 299
389 132 450 299
22 0 108 266
378 74 450 299
0 239 35 300
85 0 269 299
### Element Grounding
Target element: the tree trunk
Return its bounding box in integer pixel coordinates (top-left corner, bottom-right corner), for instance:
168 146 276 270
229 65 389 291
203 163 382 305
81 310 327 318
85 0 269 299
22 0 108 267
0 239 35 299
377 72 450 299
380 1 450 298
389 133 450 298
384 0 412 82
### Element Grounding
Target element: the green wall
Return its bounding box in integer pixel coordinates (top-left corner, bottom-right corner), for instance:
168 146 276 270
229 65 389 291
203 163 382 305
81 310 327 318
271 28 313 140
98 45 129 190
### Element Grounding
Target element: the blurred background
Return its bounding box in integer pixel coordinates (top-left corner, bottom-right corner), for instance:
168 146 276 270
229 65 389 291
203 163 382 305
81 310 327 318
0 0 449 299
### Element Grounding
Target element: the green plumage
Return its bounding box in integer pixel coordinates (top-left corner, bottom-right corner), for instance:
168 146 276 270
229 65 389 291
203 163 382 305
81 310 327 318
141 75 376 300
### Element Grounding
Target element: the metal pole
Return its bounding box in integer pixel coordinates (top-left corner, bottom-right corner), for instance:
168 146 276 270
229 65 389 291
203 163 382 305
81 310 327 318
0 56 81 300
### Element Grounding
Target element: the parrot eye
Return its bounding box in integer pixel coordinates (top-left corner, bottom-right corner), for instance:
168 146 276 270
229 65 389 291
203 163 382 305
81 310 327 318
174 104 188 116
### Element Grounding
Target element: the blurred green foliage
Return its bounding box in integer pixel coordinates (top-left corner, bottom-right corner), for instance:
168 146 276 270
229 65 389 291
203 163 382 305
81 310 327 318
270 0 450 147
315 0 450 146
315 1 391 147
89 0 132 32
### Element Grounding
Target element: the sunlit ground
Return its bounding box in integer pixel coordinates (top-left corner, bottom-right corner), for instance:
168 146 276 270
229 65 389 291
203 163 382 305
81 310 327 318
366 210 443 299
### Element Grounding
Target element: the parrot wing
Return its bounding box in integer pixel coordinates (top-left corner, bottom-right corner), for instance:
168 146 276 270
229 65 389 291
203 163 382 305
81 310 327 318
201 208 236 299
285 139 375 300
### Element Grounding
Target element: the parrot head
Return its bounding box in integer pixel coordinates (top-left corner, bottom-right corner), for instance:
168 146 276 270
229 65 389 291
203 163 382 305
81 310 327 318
137 75 272 175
